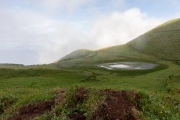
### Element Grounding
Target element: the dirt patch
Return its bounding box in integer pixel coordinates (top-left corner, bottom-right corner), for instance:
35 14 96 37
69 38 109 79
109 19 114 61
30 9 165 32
65 88 141 120
72 86 87 105
68 110 86 120
93 90 141 120
7 87 142 120
54 88 65 105
67 86 87 120
9 101 54 120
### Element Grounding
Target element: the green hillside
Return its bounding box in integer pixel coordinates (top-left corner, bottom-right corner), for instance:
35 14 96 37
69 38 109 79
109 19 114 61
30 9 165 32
61 49 93 60
127 18 180 60
55 45 156 67
55 18 180 67
1 19 180 120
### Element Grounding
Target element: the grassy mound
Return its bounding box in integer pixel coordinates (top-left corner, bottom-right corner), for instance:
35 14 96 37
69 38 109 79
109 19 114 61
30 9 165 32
56 18 180 67
55 45 156 67
61 49 93 61
0 62 179 119
1 18 180 120
1 87 180 120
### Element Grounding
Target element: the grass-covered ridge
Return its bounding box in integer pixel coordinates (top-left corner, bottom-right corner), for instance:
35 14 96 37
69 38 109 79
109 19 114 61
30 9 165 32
127 18 180 60
55 45 156 67
0 60 180 120
61 49 93 61
1 18 180 119
56 18 180 67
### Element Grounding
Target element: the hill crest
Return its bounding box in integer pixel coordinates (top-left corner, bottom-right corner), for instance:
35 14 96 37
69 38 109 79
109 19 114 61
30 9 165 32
127 18 180 60
56 18 180 66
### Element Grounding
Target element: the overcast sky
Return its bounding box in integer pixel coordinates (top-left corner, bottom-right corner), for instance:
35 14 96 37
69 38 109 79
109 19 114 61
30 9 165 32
0 0 180 65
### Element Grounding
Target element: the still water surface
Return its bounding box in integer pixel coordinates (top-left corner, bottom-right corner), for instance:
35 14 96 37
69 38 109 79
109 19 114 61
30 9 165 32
99 62 158 70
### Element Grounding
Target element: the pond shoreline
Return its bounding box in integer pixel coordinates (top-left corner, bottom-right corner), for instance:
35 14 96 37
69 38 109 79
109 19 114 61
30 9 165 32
98 62 158 70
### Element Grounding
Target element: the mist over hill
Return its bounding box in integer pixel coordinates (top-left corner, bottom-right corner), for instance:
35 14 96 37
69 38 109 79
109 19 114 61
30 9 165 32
127 18 180 60
55 18 180 67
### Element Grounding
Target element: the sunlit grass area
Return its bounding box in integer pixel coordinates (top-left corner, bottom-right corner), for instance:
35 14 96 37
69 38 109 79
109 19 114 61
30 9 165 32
1 18 180 119
1 61 180 119
128 18 180 60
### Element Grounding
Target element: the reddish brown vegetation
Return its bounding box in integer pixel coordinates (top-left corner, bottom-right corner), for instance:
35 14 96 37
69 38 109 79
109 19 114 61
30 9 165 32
93 90 141 120
67 87 87 120
54 88 65 105
9 101 54 120
67 88 141 120
8 87 141 120
68 110 86 120
72 87 87 105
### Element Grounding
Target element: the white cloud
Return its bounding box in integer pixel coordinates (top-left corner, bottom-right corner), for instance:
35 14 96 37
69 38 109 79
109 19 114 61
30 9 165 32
39 8 165 63
0 8 91 64
38 22 91 63
90 8 164 48
0 8 57 43
0 7 165 65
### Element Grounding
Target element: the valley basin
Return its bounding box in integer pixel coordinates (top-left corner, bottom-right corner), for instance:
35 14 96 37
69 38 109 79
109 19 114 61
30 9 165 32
98 62 158 70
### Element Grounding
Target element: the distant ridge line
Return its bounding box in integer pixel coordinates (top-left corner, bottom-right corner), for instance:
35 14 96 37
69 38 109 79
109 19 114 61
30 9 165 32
153 30 180 33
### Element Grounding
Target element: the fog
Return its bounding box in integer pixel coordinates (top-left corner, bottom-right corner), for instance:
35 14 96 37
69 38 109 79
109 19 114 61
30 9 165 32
0 0 176 65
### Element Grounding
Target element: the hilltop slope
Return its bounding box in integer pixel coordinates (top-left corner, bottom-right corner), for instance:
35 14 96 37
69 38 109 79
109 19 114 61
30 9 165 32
55 45 155 67
127 18 180 60
55 18 180 67
61 49 93 60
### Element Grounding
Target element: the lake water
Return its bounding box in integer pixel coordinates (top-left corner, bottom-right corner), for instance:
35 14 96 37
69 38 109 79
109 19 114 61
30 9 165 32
99 62 158 70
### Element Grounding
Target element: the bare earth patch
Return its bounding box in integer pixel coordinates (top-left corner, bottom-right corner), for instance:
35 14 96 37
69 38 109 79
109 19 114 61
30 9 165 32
8 87 142 120
8 101 54 120
93 90 141 120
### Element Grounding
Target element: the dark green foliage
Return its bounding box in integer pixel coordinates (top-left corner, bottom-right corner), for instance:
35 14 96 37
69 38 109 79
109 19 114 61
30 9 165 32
1 18 180 119
0 68 66 79
128 18 180 60
53 87 105 120
164 75 180 94
0 68 83 89
173 61 180 65
0 94 17 115
139 91 180 120
81 72 98 82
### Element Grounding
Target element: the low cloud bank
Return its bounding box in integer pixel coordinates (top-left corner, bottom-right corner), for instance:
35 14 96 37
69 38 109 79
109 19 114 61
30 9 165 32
0 7 164 65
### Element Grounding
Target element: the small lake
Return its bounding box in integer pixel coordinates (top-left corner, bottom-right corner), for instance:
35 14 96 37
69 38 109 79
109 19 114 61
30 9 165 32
99 62 158 70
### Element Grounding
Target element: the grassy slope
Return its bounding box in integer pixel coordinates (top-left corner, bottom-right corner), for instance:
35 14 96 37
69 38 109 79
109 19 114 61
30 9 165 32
49 19 180 119
0 60 180 119
56 18 180 67
0 63 58 69
1 19 180 119
60 49 93 60
127 18 180 60
55 45 156 67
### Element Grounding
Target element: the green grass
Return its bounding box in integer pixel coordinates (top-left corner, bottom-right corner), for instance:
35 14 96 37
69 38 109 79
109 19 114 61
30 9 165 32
0 61 178 92
0 68 84 89
55 19 180 67
55 45 157 67
0 60 168 90
61 49 93 60
1 50 180 119
0 60 180 119
127 18 180 60
1 18 180 119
